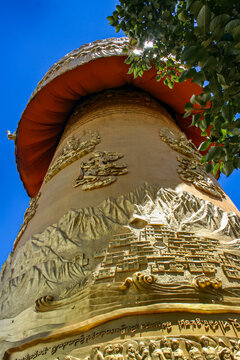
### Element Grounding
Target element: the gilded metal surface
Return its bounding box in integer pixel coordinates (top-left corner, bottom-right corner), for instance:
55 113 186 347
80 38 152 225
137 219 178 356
13 192 41 249
5 39 240 360
62 336 240 360
44 131 100 183
159 129 225 200
159 129 202 161
92 224 240 304
2 184 240 318
29 38 128 104
119 272 224 294
74 151 128 190
177 157 225 200
1 183 240 359
1 183 240 323
3 306 240 360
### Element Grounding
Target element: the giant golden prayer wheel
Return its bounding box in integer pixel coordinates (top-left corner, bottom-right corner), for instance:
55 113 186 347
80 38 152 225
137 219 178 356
1 38 240 360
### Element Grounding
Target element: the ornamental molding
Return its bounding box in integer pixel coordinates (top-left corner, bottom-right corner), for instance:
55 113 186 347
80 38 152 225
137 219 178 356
30 37 129 104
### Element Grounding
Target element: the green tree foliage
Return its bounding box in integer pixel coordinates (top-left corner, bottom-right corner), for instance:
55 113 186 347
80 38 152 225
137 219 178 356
108 0 240 176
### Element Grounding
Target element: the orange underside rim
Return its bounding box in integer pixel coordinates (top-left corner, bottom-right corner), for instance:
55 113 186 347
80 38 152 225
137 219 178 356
16 56 204 197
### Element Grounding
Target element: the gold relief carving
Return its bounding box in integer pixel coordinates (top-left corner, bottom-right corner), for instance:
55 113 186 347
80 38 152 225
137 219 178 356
50 337 240 360
13 336 240 360
13 192 41 248
14 347 50 360
193 275 222 291
177 157 225 200
7 313 240 360
159 129 202 161
90 223 240 305
223 266 240 281
171 339 185 360
103 344 115 360
73 151 128 190
31 38 129 100
201 336 220 360
185 341 202 360
2 183 240 321
45 131 100 183
159 129 225 200
229 340 240 359
35 295 54 312
119 272 157 292
118 271 224 300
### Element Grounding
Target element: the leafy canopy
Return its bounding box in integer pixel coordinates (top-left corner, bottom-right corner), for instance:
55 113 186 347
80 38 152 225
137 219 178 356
108 0 240 176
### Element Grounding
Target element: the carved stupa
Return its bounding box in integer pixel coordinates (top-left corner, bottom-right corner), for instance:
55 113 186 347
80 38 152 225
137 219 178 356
1 38 240 360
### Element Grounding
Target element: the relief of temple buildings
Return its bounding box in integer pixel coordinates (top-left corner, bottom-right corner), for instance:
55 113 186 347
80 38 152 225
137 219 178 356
1 183 240 324
93 224 240 285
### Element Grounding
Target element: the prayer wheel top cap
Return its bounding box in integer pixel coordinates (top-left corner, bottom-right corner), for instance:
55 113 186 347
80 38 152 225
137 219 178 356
15 37 204 197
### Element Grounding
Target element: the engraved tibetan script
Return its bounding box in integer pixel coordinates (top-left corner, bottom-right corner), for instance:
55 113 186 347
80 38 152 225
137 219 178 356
45 131 100 183
159 129 225 200
74 151 128 190
14 324 240 360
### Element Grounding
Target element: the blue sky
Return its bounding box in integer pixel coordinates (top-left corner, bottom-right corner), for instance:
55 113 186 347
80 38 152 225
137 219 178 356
0 0 239 269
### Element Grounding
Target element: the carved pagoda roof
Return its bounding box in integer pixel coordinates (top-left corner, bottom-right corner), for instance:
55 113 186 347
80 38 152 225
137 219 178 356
15 37 203 197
